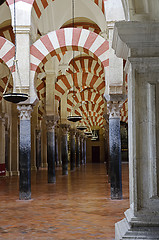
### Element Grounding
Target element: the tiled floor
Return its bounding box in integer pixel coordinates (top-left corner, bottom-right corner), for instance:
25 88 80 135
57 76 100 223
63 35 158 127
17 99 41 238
0 163 129 240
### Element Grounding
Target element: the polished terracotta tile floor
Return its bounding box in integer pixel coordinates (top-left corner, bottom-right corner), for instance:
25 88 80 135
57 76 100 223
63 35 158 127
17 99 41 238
0 163 129 240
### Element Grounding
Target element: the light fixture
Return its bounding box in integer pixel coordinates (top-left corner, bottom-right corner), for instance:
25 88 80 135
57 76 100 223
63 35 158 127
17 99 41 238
91 130 98 141
84 126 92 137
3 0 28 104
67 115 82 122
77 125 87 131
67 0 82 123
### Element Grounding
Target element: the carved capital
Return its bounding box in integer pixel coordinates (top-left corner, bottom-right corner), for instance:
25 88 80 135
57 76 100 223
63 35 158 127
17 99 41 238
45 115 59 132
36 129 41 139
17 105 33 120
70 128 76 136
60 124 70 134
0 113 6 123
107 101 123 119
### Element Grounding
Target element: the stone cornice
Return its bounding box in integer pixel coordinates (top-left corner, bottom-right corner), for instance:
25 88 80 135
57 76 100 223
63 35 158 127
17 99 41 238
112 21 159 60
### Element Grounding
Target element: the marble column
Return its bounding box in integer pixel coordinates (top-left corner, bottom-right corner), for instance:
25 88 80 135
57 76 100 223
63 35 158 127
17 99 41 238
36 130 41 170
107 101 122 200
46 116 58 183
0 114 6 176
113 21 159 239
80 134 84 165
17 105 33 200
76 131 81 168
5 129 9 172
60 124 69 175
55 128 60 167
70 129 76 171
103 119 110 176
83 135 87 165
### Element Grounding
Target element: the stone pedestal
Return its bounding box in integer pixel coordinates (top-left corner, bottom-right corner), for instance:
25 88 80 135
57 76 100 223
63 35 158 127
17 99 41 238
60 124 69 175
70 129 76 171
46 116 58 183
107 101 123 200
113 21 159 239
17 105 33 200
36 130 41 170
76 131 81 168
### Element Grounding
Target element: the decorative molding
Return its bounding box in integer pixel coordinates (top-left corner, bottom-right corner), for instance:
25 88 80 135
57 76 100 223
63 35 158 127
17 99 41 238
45 115 59 131
60 124 70 134
17 105 33 120
107 101 123 119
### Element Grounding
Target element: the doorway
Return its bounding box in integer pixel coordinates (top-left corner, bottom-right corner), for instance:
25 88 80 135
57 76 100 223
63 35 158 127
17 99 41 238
92 146 100 163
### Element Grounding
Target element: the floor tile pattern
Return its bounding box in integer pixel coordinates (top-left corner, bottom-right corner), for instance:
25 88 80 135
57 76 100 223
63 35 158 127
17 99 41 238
0 163 129 240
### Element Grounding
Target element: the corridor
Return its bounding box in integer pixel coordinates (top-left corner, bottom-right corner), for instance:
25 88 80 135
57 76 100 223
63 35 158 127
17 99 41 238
0 163 129 240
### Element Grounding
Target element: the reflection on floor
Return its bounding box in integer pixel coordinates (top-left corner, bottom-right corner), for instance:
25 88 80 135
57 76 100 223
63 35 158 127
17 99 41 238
0 163 129 240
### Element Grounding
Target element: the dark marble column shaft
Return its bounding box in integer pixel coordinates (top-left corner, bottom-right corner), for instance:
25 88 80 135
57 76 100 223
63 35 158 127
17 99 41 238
55 130 60 167
46 116 58 183
17 105 33 200
83 136 87 164
36 130 41 170
47 129 56 183
70 129 76 171
5 130 9 171
108 104 122 199
80 135 84 165
76 132 80 167
61 124 69 175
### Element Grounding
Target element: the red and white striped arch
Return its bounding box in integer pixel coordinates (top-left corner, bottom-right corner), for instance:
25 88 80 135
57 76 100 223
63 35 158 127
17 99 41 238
55 72 105 102
120 98 128 123
67 90 104 114
0 37 15 70
30 28 109 85
61 22 102 35
6 0 105 23
30 0 105 20
67 56 105 80
0 26 15 44
0 76 13 101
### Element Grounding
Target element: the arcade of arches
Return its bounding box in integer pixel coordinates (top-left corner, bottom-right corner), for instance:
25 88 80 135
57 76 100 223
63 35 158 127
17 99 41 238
0 0 159 239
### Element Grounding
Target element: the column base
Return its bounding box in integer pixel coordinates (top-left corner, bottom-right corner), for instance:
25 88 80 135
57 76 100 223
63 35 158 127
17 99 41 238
41 163 48 168
115 208 159 240
19 192 31 200
48 176 56 183
115 218 159 239
6 171 20 176
31 166 37 171
111 187 122 200
62 169 68 175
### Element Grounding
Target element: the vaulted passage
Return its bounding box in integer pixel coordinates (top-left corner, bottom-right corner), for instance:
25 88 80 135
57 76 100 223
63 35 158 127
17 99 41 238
0 163 129 239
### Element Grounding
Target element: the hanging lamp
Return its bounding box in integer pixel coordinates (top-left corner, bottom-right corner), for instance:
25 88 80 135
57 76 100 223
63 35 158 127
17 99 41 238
91 130 98 141
76 100 87 130
3 0 28 104
84 102 92 136
67 0 82 123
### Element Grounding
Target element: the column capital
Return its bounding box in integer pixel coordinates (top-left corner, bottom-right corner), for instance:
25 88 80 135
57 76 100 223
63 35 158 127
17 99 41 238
0 113 6 123
17 105 33 120
60 124 70 134
70 128 76 136
45 115 59 131
107 101 123 119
